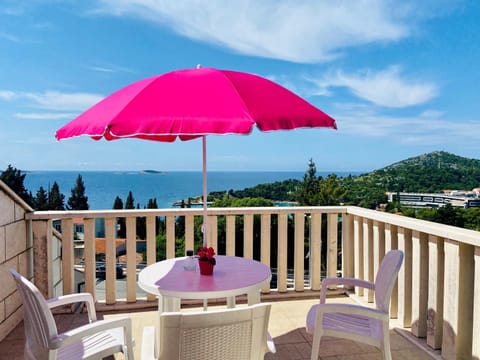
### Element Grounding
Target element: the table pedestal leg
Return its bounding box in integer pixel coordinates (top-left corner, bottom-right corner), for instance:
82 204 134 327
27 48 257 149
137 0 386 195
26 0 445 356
158 296 181 312
157 296 162 313
248 291 260 306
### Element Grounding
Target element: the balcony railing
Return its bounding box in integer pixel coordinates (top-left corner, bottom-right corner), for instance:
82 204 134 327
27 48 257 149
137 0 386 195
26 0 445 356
26 205 480 359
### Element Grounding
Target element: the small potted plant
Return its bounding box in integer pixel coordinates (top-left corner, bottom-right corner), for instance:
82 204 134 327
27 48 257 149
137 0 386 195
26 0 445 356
197 246 216 275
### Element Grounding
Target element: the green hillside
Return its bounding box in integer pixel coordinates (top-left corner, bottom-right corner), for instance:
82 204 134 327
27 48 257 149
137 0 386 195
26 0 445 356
214 151 480 210
342 151 480 208
373 151 480 192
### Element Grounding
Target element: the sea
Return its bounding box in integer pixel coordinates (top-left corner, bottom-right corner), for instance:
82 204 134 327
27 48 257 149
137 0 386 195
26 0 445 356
23 170 359 210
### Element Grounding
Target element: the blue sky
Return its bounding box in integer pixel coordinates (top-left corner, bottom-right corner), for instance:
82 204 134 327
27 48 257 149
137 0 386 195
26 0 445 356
1 0 479 173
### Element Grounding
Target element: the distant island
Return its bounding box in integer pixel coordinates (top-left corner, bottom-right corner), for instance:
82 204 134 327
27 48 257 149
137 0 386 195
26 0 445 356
141 170 165 174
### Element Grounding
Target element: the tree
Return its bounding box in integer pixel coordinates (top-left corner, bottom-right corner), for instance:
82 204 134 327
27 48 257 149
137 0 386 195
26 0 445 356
125 191 135 209
33 186 49 210
0 164 32 204
316 174 347 206
295 159 321 206
463 208 480 231
147 198 158 208
138 197 160 240
434 204 463 227
149 199 160 232
212 197 274 207
113 196 123 209
48 182 65 210
67 174 89 210
219 179 299 202
113 196 126 238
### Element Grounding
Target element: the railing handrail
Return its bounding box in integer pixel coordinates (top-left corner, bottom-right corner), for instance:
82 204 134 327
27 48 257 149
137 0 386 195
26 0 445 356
25 205 347 219
346 205 480 246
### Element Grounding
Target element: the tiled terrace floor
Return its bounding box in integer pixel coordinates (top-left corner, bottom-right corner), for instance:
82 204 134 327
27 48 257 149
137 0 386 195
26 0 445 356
1 297 440 359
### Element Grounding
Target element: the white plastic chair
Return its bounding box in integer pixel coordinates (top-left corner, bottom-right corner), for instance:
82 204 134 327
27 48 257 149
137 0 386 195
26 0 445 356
306 250 404 360
10 269 134 360
141 303 275 360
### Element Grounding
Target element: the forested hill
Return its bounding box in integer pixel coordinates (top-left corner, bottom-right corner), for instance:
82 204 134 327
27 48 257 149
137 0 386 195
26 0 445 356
210 151 480 209
210 178 300 202
358 151 480 193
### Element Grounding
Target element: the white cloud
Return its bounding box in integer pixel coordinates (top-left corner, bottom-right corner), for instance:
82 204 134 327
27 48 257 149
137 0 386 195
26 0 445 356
0 90 16 100
0 90 103 112
0 31 21 42
87 66 116 73
0 5 25 16
0 90 103 122
14 112 76 120
85 63 136 74
334 105 480 146
419 110 445 118
314 66 437 107
94 0 411 63
24 91 103 111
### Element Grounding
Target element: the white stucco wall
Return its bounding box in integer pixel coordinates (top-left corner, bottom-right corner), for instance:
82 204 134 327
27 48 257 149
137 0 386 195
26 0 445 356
0 180 33 342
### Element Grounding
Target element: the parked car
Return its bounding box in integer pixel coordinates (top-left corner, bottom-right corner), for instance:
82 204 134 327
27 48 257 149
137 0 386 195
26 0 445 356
96 264 125 279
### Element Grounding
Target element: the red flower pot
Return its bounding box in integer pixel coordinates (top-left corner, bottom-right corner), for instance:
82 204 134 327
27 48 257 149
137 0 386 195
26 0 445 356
198 259 215 275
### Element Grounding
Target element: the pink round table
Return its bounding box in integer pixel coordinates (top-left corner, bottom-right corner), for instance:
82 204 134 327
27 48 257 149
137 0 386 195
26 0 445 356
138 255 271 312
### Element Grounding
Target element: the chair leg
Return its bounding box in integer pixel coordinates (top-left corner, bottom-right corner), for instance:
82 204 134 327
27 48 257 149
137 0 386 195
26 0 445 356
310 329 322 360
126 344 135 360
381 324 392 360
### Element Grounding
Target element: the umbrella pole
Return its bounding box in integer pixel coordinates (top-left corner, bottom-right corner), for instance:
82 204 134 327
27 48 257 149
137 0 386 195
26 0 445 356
202 135 208 247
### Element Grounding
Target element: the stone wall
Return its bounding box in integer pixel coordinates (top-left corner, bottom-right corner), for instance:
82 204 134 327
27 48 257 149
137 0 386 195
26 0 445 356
0 180 32 342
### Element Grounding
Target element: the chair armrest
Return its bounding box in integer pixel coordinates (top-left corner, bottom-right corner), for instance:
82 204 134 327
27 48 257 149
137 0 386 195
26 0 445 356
141 326 158 360
50 317 132 349
320 277 374 303
47 293 97 322
316 303 388 321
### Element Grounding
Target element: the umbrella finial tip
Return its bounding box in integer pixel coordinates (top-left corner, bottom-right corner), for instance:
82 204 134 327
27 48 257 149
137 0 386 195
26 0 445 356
196 64 202 69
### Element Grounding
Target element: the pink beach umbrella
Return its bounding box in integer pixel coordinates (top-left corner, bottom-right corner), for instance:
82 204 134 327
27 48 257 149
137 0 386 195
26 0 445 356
56 67 337 247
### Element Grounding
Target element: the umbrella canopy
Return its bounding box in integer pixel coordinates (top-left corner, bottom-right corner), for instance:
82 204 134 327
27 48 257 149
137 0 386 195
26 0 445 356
56 67 337 246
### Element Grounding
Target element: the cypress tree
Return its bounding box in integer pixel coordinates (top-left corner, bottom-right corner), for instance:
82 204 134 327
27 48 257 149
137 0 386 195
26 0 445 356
296 159 321 206
125 191 135 209
113 196 125 238
48 182 65 210
67 174 89 210
113 196 123 209
33 186 49 210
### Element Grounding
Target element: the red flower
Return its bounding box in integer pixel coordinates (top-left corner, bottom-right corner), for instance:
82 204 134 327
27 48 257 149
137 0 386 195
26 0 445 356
197 246 216 265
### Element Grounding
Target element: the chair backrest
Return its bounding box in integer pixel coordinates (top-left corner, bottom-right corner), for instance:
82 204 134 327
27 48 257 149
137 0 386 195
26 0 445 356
158 303 271 360
374 250 404 313
10 270 59 359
